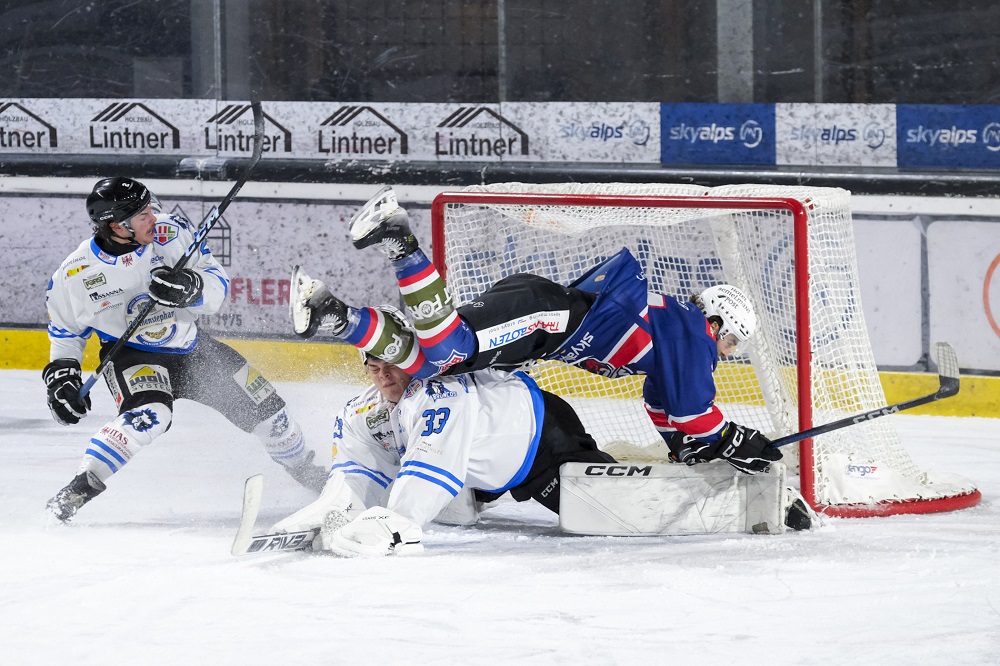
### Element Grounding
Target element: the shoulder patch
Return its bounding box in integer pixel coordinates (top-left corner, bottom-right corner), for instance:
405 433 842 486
153 221 179 245
66 264 90 278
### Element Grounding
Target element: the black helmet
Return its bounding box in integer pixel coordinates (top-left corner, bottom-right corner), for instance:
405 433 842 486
86 177 152 227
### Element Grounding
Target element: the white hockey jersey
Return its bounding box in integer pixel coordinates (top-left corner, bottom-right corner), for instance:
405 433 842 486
328 369 544 527
45 213 229 363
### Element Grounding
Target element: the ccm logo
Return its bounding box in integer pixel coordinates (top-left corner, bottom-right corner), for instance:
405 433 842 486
584 465 652 477
852 405 899 424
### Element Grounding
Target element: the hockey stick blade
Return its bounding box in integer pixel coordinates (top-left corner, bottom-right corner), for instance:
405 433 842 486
231 474 318 556
79 100 265 400
773 341 961 448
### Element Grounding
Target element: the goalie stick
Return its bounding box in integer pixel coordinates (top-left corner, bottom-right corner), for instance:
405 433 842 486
773 341 960 448
78 100 266 401
231 474 318 556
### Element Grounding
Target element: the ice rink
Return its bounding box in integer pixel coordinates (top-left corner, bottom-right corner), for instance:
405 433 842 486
2 368 998 665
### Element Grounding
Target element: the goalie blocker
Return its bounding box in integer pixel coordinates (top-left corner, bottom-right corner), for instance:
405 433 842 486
559 461 813 535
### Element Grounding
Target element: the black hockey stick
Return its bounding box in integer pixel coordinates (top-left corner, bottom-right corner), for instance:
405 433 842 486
78 100 265 400
773 341 960 448
231 474 318 556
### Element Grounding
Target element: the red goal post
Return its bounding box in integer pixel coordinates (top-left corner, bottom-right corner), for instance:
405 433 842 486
430 183 980 518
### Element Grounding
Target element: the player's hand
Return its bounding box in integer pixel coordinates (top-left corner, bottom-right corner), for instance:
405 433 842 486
43 359 91 425
667 422 781 474
149 267 204 308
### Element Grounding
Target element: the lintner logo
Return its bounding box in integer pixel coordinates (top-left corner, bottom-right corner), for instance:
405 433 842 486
90 102 180 150
436 107 529 157
0 102 58 149
317 106 408 157
205 104 291 153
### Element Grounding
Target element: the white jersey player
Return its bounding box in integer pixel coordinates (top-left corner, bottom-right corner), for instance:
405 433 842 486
272 346 616 557
42 177 327 522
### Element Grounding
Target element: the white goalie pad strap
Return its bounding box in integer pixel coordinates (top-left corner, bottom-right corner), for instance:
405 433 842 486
558 461 788 536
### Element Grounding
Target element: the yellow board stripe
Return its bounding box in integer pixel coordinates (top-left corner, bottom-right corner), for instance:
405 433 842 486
4 328 997 417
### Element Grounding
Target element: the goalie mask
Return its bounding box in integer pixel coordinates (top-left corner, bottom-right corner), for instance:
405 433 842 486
86 177 160 238
699 284 757 349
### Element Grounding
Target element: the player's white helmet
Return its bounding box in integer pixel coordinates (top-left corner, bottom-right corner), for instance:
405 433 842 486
699 284 757 343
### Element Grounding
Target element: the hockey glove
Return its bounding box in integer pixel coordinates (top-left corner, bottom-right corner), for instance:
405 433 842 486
42 359 91 425
667 422 781 475
148 267 204 308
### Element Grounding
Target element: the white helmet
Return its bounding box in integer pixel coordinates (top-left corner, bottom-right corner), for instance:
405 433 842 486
699 284 757 342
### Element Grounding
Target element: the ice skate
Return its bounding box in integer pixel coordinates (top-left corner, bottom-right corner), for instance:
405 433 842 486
290 265 349 338
283 449 329 494
46 471 106 522
784 487 817 531
349 186 418 260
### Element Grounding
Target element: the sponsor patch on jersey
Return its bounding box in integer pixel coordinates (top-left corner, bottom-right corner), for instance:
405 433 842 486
475 309 570 351
234 363 275 405
153 222 178 245
124 364 171 394
353 402 376 415
425 380 457 402
97 424 132 459
403 380 423 399
122 408 159 432
332 416 344 440
66 264 90 278
365 408 390 430
575 356 637 378
82 273 107 290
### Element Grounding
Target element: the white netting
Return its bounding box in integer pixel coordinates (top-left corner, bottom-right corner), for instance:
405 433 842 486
434 182 978 514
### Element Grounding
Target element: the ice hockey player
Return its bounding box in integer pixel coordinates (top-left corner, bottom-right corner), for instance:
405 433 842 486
270 327 616 557
291 186 782 479
43 177 328 522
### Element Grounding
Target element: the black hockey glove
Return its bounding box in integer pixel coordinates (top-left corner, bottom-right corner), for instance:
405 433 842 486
667 422 781 475
149 267 204 308
42 359 91 426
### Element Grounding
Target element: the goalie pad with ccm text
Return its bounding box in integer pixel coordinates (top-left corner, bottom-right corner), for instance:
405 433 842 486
559 461 789 536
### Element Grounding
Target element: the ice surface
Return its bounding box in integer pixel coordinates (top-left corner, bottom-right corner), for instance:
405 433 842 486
1 369 998 664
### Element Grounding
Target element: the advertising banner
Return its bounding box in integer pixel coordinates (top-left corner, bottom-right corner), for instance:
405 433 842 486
660 103 775 166
897 105 1000 169
776 103 896 167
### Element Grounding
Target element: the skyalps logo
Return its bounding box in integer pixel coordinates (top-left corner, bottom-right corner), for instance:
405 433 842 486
205 104 291 153
317 106 407 157
0 102 58 150
436 107 529 158
90 102 180 150
982 122 1000 152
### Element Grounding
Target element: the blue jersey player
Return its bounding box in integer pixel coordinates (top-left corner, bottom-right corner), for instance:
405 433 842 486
291 187 781 476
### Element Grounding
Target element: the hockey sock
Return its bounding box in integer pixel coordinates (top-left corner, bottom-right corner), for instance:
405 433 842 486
338 306 438 378
79 403 171 484
391 249 476 370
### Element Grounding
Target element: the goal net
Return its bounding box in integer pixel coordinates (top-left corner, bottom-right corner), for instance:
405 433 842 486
430 182 980 518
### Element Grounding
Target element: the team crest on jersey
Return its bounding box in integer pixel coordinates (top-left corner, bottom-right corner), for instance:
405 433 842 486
153 223 178 245
66 264 90 278
576 356 637 378
234 364 275 405
269 411 289 438
124 364 171 394
433 350 468 372
122 408 159 432
425 380 457 402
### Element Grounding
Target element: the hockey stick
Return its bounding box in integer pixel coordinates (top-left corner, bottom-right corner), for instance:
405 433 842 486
773 341 960 448
231 474 318 556
78 100 265 400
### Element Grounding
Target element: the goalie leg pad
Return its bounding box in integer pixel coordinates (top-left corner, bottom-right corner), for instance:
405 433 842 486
558 461 789 536
321 506 424 557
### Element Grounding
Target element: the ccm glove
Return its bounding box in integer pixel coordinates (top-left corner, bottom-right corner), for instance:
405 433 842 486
42 359 91 425
667 422 781 475
148 267 204 308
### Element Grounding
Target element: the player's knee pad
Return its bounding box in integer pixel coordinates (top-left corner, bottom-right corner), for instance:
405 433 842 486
82 402 172 481
253 407 306 465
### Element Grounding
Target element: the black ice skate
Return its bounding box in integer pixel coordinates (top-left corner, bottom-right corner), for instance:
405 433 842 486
290 265 350 338
784 488 817 531
46 472 106 522
349 186 418 260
